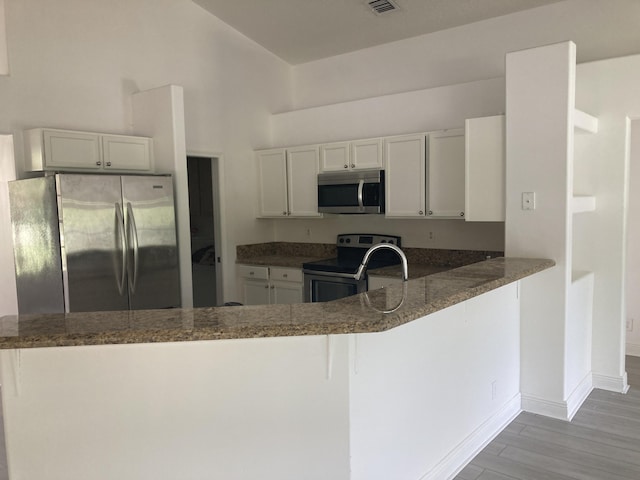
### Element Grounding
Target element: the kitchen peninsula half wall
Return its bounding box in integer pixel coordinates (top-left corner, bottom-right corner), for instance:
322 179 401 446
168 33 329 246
0 258 552 480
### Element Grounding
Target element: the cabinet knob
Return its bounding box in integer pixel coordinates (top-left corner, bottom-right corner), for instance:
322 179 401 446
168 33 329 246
249 272 254 276
283 211 287 216
343 164 348 169
428 210 433 215
283 274 288 278
460 212 465 217
350 164 355 168
271 285 275 289
96 161 102 166
106 161 112 167
419 210 424 215
264 285 269 289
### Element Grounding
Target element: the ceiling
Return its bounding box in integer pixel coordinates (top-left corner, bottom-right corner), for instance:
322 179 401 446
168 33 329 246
192 0 565 64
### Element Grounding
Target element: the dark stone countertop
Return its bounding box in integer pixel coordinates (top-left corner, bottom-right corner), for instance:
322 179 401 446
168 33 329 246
0 257 554 349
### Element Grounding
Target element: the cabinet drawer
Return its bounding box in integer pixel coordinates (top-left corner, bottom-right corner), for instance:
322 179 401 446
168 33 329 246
270 267 302 283
238 265 269 280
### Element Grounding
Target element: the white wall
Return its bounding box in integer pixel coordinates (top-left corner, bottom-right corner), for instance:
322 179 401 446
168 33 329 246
575 54 640 383
627 120 640 356
270 78 507 251
0 0 293 304
505 42 575 416
291 0 640 109
0 0 7 75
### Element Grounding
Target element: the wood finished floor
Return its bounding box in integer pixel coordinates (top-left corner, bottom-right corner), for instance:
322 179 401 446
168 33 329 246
455 355 640 480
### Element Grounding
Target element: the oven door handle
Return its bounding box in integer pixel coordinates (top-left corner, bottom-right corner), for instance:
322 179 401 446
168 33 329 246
357 179 364 211
303 270 360 280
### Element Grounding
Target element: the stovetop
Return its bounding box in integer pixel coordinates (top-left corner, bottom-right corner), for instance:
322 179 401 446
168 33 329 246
302 234 401 274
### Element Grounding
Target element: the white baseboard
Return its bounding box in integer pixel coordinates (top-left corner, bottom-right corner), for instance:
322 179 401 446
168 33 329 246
626 343 640 357
593 372 630 393
521 393 571 421
419 394 522 480
565 373 593 420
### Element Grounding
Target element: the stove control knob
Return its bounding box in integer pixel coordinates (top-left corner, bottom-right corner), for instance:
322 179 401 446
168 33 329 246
388 240 394 244
339 238 344 243
346 238 351 243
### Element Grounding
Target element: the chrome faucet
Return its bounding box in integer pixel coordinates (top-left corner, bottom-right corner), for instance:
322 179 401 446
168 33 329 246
354 243 409 282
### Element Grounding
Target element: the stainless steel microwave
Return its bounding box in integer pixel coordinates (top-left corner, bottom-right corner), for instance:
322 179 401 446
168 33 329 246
317 169 385 214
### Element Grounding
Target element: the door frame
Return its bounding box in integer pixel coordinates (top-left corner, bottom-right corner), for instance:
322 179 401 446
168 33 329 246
187 151 226 305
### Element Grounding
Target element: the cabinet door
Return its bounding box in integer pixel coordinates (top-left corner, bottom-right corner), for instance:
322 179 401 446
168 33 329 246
243 279 271 305
43 130 102 170
257 149 288 217
384 134 426 217
320 142 350 172
352 138 383 170
465 115 505 222
427 129 465 219
271 281 303 304
102 135 153 171
287 145 321 217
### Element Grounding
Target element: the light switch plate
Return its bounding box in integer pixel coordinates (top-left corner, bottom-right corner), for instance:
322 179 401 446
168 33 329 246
522 192 535 210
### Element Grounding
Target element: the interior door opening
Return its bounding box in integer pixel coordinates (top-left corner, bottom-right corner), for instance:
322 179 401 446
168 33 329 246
187 155 222 307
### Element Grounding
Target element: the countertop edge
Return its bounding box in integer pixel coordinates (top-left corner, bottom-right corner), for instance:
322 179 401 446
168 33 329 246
0 257 555 349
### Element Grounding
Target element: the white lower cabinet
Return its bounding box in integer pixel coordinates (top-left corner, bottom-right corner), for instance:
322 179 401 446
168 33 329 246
238 265 303 305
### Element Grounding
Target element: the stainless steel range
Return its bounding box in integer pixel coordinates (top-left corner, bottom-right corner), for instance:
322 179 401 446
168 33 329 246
303 234 402 303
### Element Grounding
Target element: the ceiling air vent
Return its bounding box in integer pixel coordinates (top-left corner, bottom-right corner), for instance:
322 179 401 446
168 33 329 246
367 0 400 15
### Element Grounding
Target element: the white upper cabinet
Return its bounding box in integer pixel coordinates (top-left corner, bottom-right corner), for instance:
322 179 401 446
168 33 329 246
384 133 426 218
427 129 465 219
320 138 383 172
465 115 505 222
101 134 153 171
257 148 288 217
351 138 383 170
286 145 321 217
24 128 153 173
320 142 350 171
257 145 321 218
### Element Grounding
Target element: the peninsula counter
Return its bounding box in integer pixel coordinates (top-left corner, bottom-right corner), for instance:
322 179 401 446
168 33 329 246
0 257 553 480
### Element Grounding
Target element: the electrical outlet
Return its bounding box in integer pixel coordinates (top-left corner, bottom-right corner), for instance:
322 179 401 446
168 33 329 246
429 231 434 240
305 228 311 237
627 318 634 332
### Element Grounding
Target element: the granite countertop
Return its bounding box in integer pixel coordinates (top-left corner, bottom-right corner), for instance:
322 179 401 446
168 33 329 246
0 257 554 349
235 242 504 277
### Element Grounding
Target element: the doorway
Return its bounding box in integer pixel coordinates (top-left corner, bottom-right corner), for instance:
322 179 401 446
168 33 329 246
187 155 223 307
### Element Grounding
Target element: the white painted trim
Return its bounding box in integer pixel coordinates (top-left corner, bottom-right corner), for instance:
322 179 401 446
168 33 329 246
565 372 593 420
421 393 522 480
521 394 570 421
626 342 640 357
593 372 630 393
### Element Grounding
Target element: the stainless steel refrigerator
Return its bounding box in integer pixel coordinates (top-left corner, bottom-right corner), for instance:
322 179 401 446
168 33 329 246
9 174 181 314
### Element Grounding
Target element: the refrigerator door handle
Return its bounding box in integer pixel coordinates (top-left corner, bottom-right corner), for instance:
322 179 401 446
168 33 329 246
115 203 128 296
126 202 140 295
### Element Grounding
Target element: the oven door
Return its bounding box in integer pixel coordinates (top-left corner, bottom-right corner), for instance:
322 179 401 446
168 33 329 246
303 271 367 303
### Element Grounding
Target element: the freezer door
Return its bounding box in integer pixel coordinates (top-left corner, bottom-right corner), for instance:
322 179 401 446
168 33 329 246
8 177 65 314
58 174 129 312
121 175 181 310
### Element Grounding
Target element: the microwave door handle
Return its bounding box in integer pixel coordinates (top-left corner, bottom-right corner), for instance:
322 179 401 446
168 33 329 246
357 179 364 211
